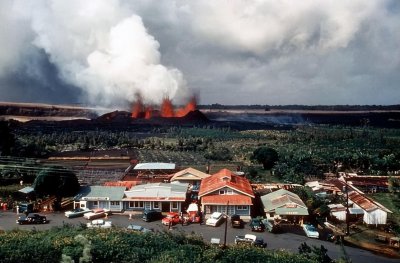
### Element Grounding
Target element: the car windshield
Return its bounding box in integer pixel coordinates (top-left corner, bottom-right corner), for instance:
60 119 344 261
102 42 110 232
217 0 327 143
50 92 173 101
211 213 222 219
306 225 317 231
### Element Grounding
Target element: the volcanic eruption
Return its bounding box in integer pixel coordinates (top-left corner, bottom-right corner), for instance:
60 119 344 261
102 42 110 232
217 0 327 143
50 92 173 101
131 96 198 119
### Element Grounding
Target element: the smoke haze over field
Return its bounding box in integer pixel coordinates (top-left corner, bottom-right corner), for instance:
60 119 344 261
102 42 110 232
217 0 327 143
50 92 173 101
0 0 399 108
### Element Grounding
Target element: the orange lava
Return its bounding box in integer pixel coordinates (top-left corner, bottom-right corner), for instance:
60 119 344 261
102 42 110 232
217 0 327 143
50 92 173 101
131 96 197 119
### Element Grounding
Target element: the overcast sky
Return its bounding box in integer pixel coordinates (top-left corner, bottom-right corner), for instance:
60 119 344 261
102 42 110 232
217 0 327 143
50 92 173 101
0 0 399 109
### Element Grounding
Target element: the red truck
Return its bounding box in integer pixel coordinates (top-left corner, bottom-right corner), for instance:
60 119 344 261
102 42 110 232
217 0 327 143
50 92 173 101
162 212 181 226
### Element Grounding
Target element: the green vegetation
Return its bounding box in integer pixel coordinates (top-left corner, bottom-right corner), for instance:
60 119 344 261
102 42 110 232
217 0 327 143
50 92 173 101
33 166 80 198
7 125 400 185
367 192 400 230
251 147 279 170
0 226 321 263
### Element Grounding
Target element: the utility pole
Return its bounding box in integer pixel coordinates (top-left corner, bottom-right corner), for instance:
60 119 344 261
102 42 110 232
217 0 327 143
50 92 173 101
223 201 229 248
343 179 350 236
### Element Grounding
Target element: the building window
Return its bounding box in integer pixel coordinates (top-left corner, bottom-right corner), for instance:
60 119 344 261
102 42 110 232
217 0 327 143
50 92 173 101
153 202 159 209
110 201 120 206
226 189 233 195
219 190 225 195
172 202 178 209
129 201 144 208
237 205 247 210
92 201 98 206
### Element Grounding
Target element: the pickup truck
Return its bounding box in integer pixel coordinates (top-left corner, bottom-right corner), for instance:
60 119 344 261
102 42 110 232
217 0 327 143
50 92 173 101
234 234 267 248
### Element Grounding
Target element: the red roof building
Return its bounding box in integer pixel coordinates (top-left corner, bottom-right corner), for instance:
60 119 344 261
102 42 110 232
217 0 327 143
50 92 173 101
199 169 255 220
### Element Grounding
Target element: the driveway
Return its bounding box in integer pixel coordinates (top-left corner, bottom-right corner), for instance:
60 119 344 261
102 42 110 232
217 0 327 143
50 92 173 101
1 211 398 263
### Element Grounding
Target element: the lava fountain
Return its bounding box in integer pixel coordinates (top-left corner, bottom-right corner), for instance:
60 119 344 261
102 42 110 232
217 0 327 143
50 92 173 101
131 96 198 119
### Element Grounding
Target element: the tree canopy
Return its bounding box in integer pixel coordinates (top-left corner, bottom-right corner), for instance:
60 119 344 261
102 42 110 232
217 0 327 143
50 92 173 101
33 166 80 198
0 121 15 156
251 147 279 170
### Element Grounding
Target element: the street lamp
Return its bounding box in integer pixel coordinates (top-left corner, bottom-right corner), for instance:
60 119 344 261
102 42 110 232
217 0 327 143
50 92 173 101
343 180 350 236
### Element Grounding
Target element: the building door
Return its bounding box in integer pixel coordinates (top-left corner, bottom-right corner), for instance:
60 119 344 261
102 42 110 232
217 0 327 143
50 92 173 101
162 202 170 212
227 206 235 216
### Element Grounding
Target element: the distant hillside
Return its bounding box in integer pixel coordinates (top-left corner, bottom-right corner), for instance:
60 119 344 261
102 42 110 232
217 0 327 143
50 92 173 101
0 102 98 119
199 104 400 111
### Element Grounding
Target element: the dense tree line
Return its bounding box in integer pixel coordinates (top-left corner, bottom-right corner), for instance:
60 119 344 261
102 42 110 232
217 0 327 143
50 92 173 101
0 226 331 263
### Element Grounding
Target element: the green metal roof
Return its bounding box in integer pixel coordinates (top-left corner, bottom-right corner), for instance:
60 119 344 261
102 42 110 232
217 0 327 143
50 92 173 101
261 188 308 215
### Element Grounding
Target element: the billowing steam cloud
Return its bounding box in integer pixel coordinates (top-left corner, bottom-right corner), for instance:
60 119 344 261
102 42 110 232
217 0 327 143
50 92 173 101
0 0 399 106
3 0 188 108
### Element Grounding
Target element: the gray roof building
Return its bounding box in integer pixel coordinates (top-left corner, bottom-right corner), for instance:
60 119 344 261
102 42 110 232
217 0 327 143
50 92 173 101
75 186 126 201
123 182 188 201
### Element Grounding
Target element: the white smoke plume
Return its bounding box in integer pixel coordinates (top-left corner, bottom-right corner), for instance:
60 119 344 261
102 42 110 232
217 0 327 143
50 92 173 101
11 0 188 108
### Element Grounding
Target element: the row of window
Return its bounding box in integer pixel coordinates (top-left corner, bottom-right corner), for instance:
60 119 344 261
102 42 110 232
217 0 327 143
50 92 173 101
219 189 234 195
128 201 179 209
89 201 246 211
90 201 121 206
88 201 179 209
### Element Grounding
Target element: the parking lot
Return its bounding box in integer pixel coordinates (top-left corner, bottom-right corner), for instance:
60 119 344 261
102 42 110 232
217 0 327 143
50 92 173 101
0 211 399 263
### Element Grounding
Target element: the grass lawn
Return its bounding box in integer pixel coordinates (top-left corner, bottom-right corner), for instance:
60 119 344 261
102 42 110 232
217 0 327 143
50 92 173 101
367 192 400 226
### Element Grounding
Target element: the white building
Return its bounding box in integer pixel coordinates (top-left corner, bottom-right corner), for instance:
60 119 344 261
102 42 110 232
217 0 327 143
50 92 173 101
123 182 189 213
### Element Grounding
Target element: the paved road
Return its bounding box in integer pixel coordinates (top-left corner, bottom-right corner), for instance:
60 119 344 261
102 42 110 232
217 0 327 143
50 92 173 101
1 211 398 263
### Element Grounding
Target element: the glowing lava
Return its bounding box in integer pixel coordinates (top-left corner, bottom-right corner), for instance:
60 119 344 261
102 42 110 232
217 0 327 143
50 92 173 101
131 96 197 119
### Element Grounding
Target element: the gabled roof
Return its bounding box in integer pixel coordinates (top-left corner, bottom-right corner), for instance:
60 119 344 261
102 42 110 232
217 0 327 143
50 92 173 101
261 189 308 215
76 186 126 201
348 191 392 213
133 163 176 170
198 169 254 198
123 182 188 201
170 167 210 182
325 177 392 213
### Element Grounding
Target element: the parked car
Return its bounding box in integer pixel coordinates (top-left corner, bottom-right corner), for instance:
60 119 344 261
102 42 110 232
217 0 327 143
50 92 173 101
231 214 244 228
142 209 163 222
262 219 280 233
162 212 181 226
86 219 112 228
249 218 265 232
206 212 225 227
83 209 110 220
16 214 47 225
127 224 153 233
234 234 267 248
303 224 320 239
65 208 92 218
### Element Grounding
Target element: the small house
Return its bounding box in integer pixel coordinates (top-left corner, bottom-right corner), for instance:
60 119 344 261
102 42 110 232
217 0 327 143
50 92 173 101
198 169 254 220
170 167 210 192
